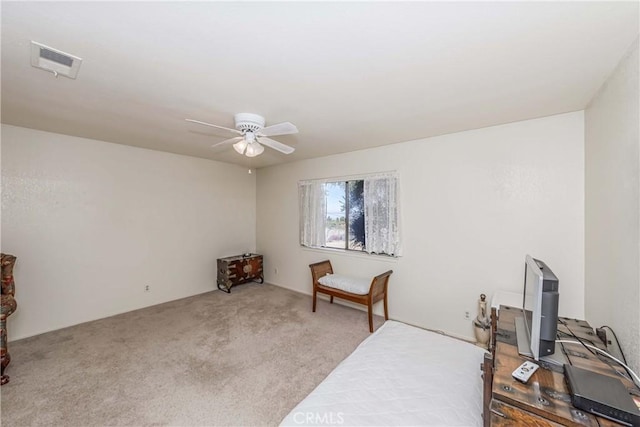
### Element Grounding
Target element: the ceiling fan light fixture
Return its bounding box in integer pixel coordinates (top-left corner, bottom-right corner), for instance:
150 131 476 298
245 142 264 157
233 139 248 154
186 113 297 156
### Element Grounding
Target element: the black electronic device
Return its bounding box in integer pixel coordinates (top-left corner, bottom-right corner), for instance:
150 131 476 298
564 364 640 426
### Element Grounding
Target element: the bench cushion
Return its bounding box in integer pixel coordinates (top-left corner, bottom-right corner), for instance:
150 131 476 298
317 273 370 295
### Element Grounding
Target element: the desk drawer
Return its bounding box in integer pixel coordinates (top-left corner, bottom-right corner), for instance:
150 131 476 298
490 400 565 426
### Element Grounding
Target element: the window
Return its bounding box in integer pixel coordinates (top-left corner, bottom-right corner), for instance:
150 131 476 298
299 172 400 256
325 180 365 250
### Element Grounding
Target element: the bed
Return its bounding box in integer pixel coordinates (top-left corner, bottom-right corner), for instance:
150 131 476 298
280 320 488 426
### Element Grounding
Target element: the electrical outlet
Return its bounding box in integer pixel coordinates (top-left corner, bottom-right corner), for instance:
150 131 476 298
465 311 470 320
145 285 150 292
274 268 278 275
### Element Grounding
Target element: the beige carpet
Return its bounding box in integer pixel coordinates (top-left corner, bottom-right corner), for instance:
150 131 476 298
1 283 379 426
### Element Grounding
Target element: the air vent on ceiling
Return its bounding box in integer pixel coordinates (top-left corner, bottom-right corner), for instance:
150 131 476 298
30 41 82 79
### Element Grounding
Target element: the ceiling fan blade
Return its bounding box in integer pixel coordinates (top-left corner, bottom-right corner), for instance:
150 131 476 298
257 137 295 154
257 122 298 137
211 136 243 149
185 119 242 136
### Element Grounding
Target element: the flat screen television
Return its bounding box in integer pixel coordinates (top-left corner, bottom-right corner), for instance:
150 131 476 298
515 255 560 361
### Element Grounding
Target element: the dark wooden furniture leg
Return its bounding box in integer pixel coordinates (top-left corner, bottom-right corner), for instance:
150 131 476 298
383 292 389 320
490 307 497 357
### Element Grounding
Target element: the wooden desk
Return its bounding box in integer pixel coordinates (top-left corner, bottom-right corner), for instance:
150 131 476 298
485 305 638 426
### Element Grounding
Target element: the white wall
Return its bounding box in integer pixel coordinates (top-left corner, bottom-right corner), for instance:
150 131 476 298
1 125 256 340
585 39 639 373
257 112 585 340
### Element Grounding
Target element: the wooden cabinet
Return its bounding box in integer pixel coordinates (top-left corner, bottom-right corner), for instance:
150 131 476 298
217 254 264 293
486 306 634 426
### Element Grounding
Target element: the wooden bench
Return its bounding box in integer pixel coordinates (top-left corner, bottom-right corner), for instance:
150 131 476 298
309 260 393 332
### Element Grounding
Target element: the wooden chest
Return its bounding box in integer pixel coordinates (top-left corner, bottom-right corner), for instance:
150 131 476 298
487 305 634 426
216 254 264 293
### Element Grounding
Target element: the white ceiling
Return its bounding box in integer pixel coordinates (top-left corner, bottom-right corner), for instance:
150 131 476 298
2 2 638 169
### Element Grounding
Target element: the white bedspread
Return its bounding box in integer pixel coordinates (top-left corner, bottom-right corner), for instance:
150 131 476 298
280 320 487 427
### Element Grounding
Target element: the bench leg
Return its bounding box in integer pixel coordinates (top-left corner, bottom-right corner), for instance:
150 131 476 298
330 296 334 304
312 290 317 312
368 301 374 333
384 292 389 320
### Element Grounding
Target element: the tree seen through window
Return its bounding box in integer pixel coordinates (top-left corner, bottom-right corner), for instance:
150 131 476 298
324 180 365 251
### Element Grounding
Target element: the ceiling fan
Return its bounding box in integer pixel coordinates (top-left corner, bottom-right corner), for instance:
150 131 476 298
185 113 297 157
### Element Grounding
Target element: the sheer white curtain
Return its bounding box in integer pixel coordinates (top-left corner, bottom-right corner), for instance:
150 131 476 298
299 180 327 248
364 173 401 256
